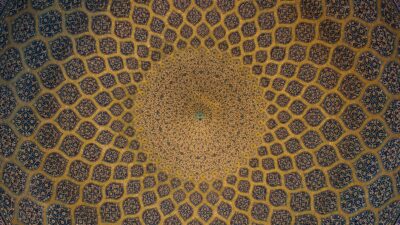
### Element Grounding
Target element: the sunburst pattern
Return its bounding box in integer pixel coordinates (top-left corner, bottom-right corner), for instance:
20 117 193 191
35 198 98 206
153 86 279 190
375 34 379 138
0 0 399 224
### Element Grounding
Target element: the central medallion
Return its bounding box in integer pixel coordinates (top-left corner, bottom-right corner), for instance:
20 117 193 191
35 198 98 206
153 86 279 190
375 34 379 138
195 111 206 121
135 48 266 180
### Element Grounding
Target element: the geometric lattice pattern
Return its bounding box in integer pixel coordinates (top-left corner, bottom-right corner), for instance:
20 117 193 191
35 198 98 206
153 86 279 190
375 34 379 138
0 0 399 224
